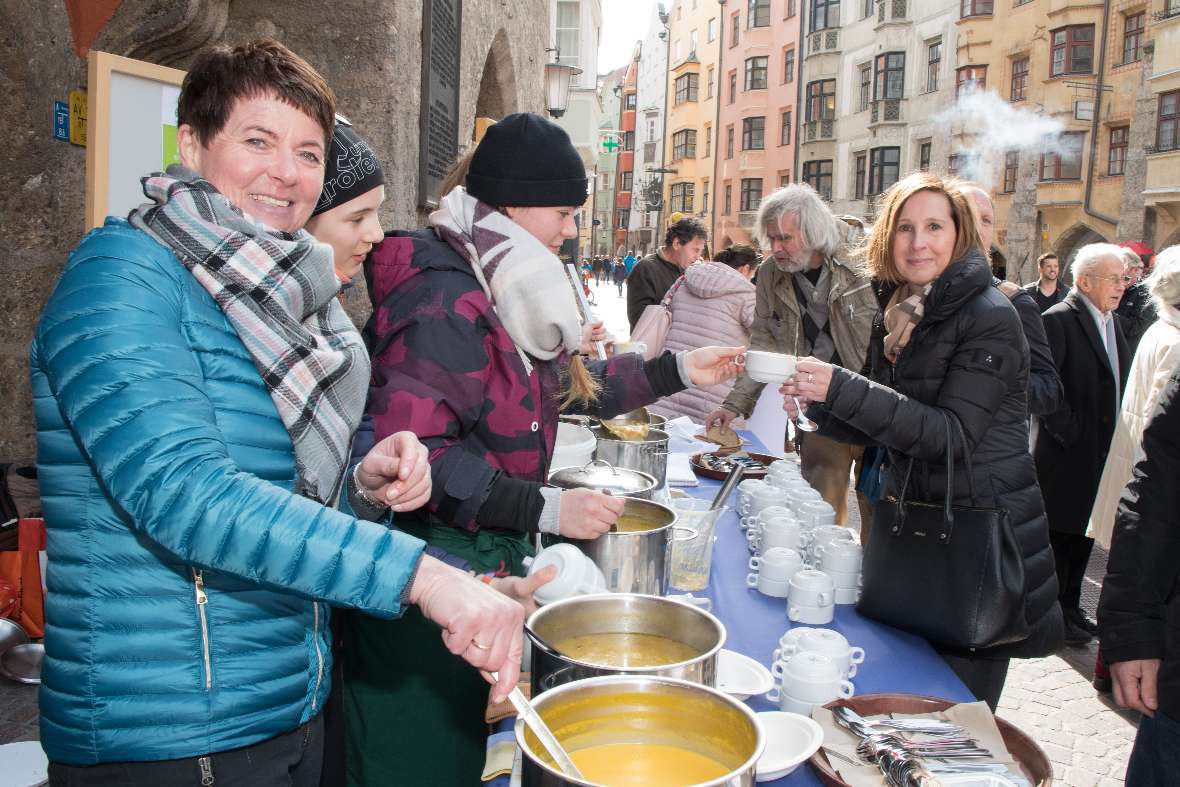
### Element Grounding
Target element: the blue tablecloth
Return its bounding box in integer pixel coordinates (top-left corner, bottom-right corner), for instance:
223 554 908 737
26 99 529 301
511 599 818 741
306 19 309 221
490 433 974 786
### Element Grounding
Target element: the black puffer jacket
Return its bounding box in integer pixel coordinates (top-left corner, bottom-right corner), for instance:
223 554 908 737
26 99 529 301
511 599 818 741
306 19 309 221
813 252 1062 658
1098 368 1180 719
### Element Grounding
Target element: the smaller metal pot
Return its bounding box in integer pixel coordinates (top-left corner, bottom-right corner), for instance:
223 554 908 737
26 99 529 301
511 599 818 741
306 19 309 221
590 426 669 486
547 460 658 500
570 497 689 595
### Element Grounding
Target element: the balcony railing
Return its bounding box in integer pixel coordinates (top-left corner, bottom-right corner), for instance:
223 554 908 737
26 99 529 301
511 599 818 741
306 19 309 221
877 0 907 23
803 119 837 142
869 98 904 124
807 29 841 56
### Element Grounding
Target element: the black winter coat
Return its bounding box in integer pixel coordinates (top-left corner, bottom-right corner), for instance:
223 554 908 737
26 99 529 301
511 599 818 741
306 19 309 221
1098 368 1180 719
813 252 1062 658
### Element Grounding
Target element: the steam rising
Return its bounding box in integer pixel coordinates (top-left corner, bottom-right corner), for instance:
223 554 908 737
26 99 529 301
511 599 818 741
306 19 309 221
934 87 1064 191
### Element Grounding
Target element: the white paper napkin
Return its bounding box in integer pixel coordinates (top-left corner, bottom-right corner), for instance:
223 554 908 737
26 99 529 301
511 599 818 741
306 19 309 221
666 452 700 487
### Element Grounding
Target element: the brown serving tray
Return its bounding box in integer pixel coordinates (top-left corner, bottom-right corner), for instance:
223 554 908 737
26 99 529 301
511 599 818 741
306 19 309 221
689 450 780 480
809 693 1053 787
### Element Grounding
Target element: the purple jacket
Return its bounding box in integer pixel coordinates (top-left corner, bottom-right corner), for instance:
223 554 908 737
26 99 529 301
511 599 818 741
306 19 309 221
363 229 685 534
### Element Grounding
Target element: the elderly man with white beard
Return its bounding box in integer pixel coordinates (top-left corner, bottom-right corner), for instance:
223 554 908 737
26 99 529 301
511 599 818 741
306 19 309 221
706 183 877 528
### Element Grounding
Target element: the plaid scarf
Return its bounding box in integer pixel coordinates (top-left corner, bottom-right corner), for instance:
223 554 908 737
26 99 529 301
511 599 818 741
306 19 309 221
882 282 932 364
128 165 369 504
429 186 582 373
792 263 835 362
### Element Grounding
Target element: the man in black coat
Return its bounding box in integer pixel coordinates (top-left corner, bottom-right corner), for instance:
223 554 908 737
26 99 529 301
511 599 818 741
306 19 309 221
1098 368 1180 786
1022 252 1067 312
1036 243 1132 646
625 218 707 329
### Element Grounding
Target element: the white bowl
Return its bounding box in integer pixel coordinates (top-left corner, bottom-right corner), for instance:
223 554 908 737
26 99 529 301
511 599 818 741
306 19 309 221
716 648 775 701
754 711 824 781
745 351 797 385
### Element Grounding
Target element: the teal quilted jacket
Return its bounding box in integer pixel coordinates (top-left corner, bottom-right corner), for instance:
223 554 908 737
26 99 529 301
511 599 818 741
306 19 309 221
30 219 425 765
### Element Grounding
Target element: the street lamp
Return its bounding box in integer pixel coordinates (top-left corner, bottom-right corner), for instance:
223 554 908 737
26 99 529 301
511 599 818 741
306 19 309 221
544 50 582 119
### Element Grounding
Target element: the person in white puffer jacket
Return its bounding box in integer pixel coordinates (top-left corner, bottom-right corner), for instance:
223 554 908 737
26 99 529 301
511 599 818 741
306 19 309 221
649 245 758 422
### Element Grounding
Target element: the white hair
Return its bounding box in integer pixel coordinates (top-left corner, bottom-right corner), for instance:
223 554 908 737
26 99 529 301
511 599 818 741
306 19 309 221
1071 242 1124 280
1146 245 1180 309
959 183 992 209
754 183 843 257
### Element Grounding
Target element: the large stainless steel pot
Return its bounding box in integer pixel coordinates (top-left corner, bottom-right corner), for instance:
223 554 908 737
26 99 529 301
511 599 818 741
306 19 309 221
570 497 688 595
547 460 658 500
590 426 669 486
526 593 725 692
515 675 763 787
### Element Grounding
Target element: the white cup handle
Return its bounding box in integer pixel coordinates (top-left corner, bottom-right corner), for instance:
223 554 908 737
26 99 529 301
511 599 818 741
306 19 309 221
767 685 782 702
850 646 866 664
788 606 800 620
839 680 855 698
746 572 759 587
770 660 785 679
749 556 761 570
818 591 830 606
771 646 782 662
847 663 858 679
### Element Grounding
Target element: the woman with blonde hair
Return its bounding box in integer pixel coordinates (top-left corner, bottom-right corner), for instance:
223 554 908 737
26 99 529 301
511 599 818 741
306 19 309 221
780 173 1062 708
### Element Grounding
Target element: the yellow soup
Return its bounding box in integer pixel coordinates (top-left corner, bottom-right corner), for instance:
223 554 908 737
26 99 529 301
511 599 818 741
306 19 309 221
604 422 650 441
612 515 661 533
551 633 699 668
569 742 731 786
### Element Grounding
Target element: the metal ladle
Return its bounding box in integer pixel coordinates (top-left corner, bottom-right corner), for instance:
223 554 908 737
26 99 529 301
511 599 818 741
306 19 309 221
493 672 585 780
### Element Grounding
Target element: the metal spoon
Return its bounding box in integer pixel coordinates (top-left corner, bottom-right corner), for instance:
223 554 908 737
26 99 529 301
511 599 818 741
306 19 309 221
792 396 818 432
492 672 585 780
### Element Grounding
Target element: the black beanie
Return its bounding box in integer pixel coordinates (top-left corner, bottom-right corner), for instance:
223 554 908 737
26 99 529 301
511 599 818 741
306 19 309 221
466 112 589 207
313 116 385 216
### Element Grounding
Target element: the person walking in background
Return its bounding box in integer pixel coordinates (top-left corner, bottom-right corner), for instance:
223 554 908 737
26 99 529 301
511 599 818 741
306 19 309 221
626 219 708 329
1116 243 1158 356
612 255 627 296
649 245 758 422
1023 252 1067 313
706 184 877 526
623 249 637 276
1097 367 1180 786
1036 243 1132 647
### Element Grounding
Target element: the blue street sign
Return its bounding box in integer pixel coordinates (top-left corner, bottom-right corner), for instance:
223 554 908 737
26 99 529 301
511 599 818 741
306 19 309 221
53 101 69 141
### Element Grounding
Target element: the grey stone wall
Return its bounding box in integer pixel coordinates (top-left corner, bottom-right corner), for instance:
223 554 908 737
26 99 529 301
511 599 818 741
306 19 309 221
0 0 548 460
1116 42 1155 245
1004 154 1042 284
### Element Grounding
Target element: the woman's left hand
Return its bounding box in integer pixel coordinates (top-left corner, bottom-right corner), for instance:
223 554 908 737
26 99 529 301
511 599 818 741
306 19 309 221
580 320 611 356
489 565 558 617
684 346 746 386
356 431 432 511
779 357 835 403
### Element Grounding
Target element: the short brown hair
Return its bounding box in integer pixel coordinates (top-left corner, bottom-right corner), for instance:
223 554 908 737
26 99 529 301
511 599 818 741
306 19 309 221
178 38 336 148
1037 252 1059 267
863 172 984 285
665 217 709 247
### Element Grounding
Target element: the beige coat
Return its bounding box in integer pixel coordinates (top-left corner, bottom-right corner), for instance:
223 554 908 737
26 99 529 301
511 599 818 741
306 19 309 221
1088 303 1180 548
722 254 877 417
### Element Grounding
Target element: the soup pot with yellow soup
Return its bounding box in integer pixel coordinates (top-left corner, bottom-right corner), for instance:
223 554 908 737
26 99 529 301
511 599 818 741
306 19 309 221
527 594 725 692
516 674 763 787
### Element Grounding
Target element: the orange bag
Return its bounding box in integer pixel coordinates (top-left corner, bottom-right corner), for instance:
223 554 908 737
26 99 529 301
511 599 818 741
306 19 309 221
0 518 46 637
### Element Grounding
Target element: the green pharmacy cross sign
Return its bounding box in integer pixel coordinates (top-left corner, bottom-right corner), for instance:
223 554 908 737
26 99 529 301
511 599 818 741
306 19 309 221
600 133 622 154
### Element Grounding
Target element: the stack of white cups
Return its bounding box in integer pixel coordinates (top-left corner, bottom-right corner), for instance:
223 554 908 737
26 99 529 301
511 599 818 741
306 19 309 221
735 478 770 519
746 546 805 597
767 628 863 716
786 568 836 624
816 539 863 604
746 509 807 556
738 484 790 534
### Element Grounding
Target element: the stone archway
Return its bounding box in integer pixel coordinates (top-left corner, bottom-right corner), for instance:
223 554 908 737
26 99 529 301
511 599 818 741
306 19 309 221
1161 227 1180 251
1053 222 1108 285
474 29 517 121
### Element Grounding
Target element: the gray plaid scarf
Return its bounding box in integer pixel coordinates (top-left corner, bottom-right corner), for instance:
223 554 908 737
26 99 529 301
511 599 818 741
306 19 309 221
792 263 835 361
128 165 369 504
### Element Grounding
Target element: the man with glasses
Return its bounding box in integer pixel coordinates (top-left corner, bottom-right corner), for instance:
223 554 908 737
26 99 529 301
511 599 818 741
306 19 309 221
1035 243 1132 647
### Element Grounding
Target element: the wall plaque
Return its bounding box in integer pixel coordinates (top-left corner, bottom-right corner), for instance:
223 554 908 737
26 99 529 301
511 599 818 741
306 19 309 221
418 0 462 209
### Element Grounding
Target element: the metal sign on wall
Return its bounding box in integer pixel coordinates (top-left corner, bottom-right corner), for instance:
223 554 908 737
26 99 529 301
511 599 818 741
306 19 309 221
418 0 462 209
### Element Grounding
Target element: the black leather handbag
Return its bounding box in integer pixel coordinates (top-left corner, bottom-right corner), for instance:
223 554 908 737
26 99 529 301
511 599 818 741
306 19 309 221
857 412 1030 651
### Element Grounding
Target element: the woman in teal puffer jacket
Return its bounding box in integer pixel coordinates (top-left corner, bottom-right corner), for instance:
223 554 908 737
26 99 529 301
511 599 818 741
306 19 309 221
31 39 525 786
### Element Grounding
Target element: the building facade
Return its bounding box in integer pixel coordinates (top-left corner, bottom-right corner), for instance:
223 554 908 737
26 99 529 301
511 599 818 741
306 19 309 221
715 0 803 248
1139 2 1180 253
613 51 640 253
661 0 721 252
627 4 671 255
595 66 627 257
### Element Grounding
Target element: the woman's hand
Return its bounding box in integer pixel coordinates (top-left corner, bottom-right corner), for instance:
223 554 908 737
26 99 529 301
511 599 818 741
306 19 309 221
580 320 610 355
704 406 739 432
559 488 626 539
356 432 432 511
489 565 558 617
779 357 835 404
684 346 746 386
409 555 526 703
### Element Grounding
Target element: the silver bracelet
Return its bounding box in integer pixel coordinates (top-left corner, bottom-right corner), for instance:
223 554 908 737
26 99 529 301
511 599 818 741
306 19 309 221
351 463 388 509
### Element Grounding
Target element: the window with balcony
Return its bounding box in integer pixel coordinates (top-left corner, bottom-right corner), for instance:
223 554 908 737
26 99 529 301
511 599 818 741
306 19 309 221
625 93 637 110
803 160 834 200
670 183 696 213
1159 91 1180 152
960 0 992 17
858 64 871 111
811 0 840 31
1039 131 1084 180
1108 127 1127 176
726 125 735 158
740 178 764 211
869 146 900 194
675 73 699 105
806 79 837 121
708 18 717 41
705 125 713 157
781 109 793 145
784 48 796 83
555 1 581 69
731 11 740 45
742 116 766 150
620 171 633 191
1122 12 1144 65
874 52 905 100
1003 151 1018 192
956 65 986 97
729 71 738 104
854 153 867 199
707 66 715 98
919 141 931 171
745 56 769 90
1050 25 1094 77
724 183 733 215
1010 57 1029 102
672 129 698 160
926 40 941 93
749 0 771 26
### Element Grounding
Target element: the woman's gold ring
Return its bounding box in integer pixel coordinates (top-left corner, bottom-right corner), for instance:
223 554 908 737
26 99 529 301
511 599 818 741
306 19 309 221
808 372 814 383
472 640 491 651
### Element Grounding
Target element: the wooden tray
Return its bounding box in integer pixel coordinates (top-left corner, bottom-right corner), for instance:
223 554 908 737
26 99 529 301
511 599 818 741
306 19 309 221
809 693 1053 787
689 450 779 480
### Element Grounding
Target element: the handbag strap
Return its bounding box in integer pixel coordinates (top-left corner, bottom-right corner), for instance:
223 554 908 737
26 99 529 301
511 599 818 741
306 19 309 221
660 275 687 309
890 410 963 542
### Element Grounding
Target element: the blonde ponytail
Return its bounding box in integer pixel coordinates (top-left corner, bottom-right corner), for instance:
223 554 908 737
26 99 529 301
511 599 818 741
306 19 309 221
560 353 602 411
